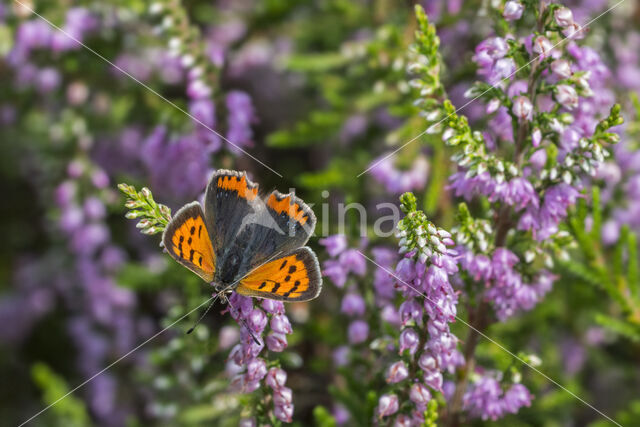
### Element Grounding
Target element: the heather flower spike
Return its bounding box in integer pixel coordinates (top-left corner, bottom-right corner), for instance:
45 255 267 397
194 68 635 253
118 183 171 236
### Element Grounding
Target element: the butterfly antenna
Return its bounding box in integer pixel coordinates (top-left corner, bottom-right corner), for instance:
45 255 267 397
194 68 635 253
186 293 219 335
225 295 262 346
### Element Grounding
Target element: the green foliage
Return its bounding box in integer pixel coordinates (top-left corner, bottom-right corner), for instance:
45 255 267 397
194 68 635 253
312 406 337 427
563 187 640 342
31 363 90 427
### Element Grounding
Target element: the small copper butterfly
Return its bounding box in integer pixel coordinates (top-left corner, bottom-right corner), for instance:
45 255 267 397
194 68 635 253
162 170 322 302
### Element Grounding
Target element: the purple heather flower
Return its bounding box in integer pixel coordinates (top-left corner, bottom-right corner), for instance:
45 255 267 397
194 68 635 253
226 91 256 150
338 249 367 276
274 403 293 423
322 259 348 288
248 308 268 333
369 155 429 194
503 1 524 21
261 299 285 315
341 293 365 317
377 394 399 418
398 299 422 325
189 98 216 128
319 234 348 257
270 314 293 334
503 384 533 414
266 332 288 352
347 320 369 344
398 328 420 354
409 383 432 407
266 367 287 389
332 345 350 367
386 361 409 383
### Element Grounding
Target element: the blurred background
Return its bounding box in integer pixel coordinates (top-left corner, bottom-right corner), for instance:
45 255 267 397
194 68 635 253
2 0 640 425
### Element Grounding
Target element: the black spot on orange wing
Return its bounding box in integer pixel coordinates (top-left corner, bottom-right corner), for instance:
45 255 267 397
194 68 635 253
236 247 322 301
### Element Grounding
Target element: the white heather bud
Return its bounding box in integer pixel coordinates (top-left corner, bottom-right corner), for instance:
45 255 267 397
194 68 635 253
168 37 181 51
417 236 426 248
181 54 195 68
563 171 572 184
427 223 437 235
564 156 574 167
418 252 428 264
528 354 542 367
487 98 500 114
554 7 574 27
550 168 558 180
149 3 163 14
442 128 454 142
540 169 548 180
508 164 518 176
524 251 535 263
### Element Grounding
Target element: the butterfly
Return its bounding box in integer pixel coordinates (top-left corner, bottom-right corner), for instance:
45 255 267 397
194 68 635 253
162 169 322 303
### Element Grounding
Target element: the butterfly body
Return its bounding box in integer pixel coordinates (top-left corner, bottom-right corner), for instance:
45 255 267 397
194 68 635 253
163 170 322 302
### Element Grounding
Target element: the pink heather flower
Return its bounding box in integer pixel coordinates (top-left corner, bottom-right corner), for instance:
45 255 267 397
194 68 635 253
266 332 288 352
273 386 293 406
512 96 533 121
503 1 523 21
551 59 572 79
532 36 553 59
265 367 287 389
409 383 432 407
563 22 585 40
274 403 293 422
347 320 369 344
386 361 409 383
555 84 578 109
248 308 267 333
270 314 293 334
246 358 267 382
554 7 574 27
399 299 422 325
399 328 420 354
261 299 285 314
377 394 399 418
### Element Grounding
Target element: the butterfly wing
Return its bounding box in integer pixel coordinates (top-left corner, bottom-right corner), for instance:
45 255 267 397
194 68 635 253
237 190 316 272
237 247 322 301
203 170 259 256
162 202 216 282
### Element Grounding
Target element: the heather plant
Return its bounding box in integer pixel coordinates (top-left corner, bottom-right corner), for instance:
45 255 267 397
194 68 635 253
2 0 640 426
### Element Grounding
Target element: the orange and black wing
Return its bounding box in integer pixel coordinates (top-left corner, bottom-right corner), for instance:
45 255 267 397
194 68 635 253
203 170 259 254
162 202 216 282
237 247 322 301
241 190 317 270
